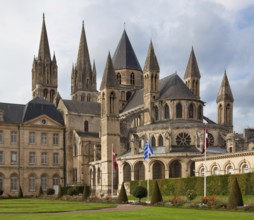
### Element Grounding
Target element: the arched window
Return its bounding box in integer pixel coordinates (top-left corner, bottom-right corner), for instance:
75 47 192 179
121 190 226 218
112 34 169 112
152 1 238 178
154 106 159 120
226 104 231 125
10 174 18 191
212 166 220 175
81 94 85 102
153 161 165 179
241 164 249 173
123 163 131 182
84 120 89 132
218 104 223 124
87 94 91 102
117 73 121 84
97 168 101 185
134 162 145 180
188 103 194 118
110 91 116 113
158 135 163 146
53 175 59 186
50 90 55 102
151 136 156 147
154 75 157 90
41 174 47 191
43 89 48 99
169 160 182 178
190 161 195 176
126 91 132 101
151 74 154 90
130 73 135 85
29 175 36 192
176 103 182 118
164 104 169 119
199 167 205 177
226 165 234 174
198 105 203 120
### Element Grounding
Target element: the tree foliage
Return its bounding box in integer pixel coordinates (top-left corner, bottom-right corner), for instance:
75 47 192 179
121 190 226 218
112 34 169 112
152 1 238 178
132 185 147 203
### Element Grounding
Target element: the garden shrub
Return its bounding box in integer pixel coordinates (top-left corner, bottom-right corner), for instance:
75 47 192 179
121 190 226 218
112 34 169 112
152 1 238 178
228 177 244 209
67 187 79 196
150 180 163 205
46 188 55 195
38 186 43 197
18 186 23 198
82 184 91 200
132 185 147 203
118 182 128 203
0 189 3 196
186 189 197 201
58 184 64 198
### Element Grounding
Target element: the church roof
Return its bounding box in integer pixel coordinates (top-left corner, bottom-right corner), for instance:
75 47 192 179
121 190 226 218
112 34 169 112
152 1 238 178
100 53 119 90
38 14 51 61
216 71 234 103
122 73 197 113
0 103 25 124
184 47 201 79
112 30 142 71
62 99 100 115
143 41 159 72
22 97 64 124
77 131 99 138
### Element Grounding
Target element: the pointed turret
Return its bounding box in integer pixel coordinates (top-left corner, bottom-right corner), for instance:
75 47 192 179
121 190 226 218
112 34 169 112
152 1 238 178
92 60 97 90
216 71 234 103
100 53 119 90
38 13 51 61
184 47 201 99
143 41 160 124
32 14 58 103
143 41 160 73
71 22 98 102
216 70 234 128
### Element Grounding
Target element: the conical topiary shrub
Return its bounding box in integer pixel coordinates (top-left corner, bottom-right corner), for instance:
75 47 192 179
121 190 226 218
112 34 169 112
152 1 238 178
228 177 244 209
82 184 91 200
58 184 64 198
150 180 163 205
38 186 43 197
118 182 128 203
18 186 23 198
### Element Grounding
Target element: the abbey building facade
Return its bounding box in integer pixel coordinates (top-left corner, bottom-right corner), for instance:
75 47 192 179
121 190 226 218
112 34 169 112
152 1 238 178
0 15 254 196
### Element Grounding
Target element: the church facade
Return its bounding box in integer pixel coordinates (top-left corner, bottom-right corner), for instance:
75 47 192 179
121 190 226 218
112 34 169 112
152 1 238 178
0 15 254 196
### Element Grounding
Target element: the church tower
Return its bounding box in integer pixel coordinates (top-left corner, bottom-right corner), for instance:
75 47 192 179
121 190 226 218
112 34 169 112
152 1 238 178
143 41 160 124
216 71 234 128
112 30 142 109
71 22 98 102
32 14 58 103
184 47 201 99
100 53 120 194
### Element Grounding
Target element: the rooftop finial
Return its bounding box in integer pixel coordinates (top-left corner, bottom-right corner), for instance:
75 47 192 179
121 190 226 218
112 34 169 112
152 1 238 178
43 13 45 20
124 22 126 30
82 20 84 26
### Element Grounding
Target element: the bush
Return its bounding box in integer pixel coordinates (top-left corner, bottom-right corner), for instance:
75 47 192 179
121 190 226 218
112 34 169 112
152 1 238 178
46 188 55 195
118 182 128 203
186 189 197 201
150 180 163 205
0 189 3 196
18 186 23 198
58 185 64 198
38 186 43 197
228 177 244 209
132 186 147 203
67 187 79 196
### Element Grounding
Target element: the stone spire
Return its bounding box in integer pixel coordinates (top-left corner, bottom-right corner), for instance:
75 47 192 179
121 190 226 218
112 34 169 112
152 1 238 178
38 13 51 61
100 53 119 90
76 21 92 77
143 41 160 73
92 60 97 90
184 47 201 79
216 70 234 103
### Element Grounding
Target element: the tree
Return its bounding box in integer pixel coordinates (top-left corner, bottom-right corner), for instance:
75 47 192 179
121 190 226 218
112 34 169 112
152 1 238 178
132 186 147 203
118 182 128 203
18 186 23 198
38 186 43 197
228 177 244 209
150 180 163 204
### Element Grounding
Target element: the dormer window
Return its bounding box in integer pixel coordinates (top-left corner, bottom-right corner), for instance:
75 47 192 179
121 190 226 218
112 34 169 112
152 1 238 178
0 110 3 121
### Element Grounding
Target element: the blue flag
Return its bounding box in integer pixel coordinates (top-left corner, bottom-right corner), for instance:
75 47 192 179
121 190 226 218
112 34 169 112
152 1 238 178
144 139 153 160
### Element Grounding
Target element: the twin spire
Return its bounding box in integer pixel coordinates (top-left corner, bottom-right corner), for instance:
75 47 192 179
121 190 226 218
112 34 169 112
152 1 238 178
217 70 234 103
143 41 160 73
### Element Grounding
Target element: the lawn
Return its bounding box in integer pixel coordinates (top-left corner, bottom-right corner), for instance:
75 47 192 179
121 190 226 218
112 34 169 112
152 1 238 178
0 199 254 220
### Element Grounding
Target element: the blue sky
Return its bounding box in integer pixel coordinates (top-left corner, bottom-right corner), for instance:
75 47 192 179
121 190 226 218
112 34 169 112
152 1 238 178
0 0 254 132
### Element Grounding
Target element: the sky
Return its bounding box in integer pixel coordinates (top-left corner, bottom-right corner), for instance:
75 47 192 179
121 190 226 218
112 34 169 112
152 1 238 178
0 0 254 133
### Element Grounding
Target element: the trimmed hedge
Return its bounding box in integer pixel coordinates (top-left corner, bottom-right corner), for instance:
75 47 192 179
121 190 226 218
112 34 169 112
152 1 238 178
62 186 84 195
130 173 254 196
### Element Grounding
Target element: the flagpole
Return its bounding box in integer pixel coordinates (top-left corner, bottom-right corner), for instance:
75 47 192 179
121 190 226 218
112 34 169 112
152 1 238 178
147 158 149 203
204 125 207 198
112 143 113 197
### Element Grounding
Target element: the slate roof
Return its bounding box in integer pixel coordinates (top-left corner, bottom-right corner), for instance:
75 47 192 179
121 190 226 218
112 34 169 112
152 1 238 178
22 97 64 124
112 30 142 71
122 73 198 113
184 47 201 79
143 41 159 72
77 131 99 138
0 103 25 123
62 99 100 115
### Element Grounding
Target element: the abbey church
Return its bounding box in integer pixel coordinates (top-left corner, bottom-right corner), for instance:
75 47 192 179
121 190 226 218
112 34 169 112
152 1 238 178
0 15 254 196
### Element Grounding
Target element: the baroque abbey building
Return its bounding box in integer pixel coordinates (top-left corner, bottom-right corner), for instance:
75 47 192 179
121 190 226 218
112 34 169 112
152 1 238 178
0 15 254 196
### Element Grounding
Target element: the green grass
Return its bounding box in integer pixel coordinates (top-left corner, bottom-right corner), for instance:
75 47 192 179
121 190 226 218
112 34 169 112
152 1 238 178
0 199 115 213
1 198 254 220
